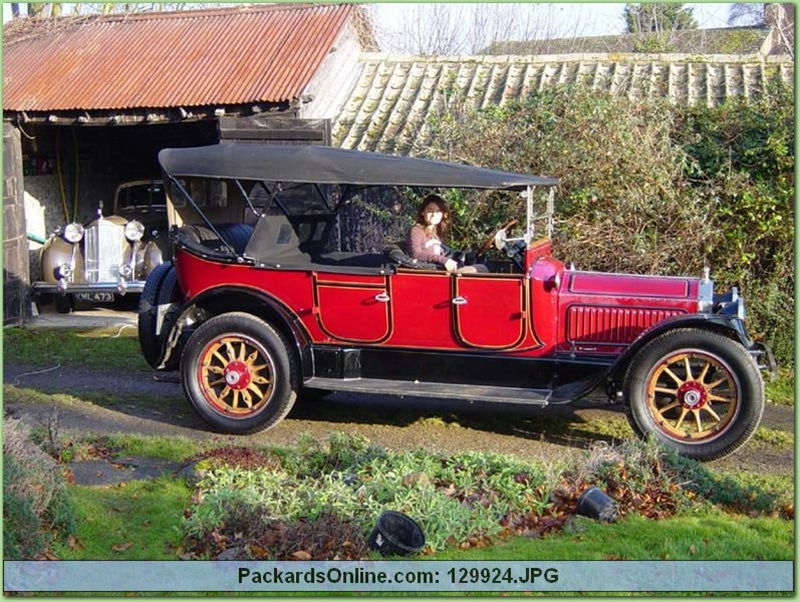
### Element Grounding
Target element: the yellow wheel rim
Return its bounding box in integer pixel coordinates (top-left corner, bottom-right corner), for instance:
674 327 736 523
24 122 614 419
196 334 275 417
646 350 740 443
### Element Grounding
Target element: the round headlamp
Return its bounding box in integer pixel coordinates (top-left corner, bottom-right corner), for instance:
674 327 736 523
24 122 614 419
63 223 84 243
119 264 133 278
124 220 145 242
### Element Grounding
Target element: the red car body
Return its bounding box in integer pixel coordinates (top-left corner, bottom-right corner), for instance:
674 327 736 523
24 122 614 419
140 144 772 461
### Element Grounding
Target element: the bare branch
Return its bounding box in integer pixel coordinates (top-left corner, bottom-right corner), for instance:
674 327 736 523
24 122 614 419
728 3 765 27
374 3 610 56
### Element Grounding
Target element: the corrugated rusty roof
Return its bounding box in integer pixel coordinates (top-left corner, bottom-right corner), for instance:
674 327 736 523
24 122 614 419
3 3 356 112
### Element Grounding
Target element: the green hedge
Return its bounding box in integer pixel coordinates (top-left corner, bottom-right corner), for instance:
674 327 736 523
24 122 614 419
424 85 794 366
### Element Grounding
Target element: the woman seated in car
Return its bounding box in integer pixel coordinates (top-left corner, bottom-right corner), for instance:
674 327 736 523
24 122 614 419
406 194 486 273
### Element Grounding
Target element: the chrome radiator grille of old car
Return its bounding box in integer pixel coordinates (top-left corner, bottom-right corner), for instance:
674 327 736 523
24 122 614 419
84 220 124 283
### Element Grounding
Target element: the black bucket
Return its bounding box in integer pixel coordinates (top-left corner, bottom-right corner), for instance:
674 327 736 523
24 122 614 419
575 486 618 522
367 511 425 556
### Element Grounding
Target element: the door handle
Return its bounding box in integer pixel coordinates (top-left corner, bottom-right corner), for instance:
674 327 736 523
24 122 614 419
375 292 390 302
451 296 468 305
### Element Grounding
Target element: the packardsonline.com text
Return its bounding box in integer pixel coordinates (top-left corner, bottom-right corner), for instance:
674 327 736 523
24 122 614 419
237 565 559 588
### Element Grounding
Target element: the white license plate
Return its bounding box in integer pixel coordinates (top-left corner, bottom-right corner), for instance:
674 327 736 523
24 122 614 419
74 292 116 303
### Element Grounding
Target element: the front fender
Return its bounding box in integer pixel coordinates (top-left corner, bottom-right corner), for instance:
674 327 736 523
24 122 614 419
139 241 164 279
609 313 755 382
40 237 84 283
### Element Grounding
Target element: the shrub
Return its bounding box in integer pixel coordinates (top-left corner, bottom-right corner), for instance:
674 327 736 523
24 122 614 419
3 417 76 558
423 85 794 366
4 455 48 558
671 87 795 362
180 433 697 559
181 433 555 557
425 87 716 275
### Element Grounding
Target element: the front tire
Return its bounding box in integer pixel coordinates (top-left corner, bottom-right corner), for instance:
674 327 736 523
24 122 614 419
180 312 298 434
55 294 73 314
624 328 764 462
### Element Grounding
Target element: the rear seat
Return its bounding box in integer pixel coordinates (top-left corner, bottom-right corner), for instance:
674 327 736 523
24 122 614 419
180 220 388 273
313 252 387 269
179 223 254 254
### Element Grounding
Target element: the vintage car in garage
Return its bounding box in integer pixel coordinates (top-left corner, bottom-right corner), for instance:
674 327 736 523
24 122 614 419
139 143 774 461
33 179 169 312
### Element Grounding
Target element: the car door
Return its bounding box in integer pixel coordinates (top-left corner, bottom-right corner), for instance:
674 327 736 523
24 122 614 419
451 273 528 350
388 270 528 351
313 272 392 344
385 271 453 348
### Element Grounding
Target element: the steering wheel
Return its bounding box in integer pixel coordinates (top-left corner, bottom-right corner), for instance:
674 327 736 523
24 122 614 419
477 219 518 258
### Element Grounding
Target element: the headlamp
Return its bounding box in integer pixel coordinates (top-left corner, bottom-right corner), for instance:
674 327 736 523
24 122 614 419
125 220 145 242
64 223 84 243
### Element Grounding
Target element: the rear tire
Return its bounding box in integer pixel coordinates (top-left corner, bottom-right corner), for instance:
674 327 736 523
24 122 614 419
624 328 764 461
180 312 298 434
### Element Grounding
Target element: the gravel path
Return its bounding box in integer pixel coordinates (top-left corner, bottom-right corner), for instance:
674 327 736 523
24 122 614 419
4 361 795 476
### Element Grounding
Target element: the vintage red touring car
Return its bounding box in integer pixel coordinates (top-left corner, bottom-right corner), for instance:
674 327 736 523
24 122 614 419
139 143 773 461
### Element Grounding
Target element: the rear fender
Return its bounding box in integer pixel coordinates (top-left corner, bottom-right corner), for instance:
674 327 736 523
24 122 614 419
157 286 312 372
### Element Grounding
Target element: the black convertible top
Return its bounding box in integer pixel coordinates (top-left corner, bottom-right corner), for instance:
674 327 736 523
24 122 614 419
158 144 558 190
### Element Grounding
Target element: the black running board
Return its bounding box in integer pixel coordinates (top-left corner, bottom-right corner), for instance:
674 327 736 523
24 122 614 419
303 377 550 406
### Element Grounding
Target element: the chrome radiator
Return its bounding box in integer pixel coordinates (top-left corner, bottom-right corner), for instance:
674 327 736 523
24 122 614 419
84 220 124 283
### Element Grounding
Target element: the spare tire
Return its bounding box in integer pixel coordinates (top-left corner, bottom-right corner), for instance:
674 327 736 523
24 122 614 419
216 223 254 254
138 262 180 369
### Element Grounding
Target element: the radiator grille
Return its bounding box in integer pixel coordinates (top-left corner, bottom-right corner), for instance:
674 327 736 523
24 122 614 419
567 306 683 344
85 221 124 283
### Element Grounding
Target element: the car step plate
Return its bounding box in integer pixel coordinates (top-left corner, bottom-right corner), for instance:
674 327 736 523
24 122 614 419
304 377 550 405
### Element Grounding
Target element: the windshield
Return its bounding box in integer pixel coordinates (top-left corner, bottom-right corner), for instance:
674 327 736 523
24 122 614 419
115 180 166 212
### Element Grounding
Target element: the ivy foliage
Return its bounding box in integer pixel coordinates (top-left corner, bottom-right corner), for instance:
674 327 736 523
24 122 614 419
672 84 795 284
423 84 794 365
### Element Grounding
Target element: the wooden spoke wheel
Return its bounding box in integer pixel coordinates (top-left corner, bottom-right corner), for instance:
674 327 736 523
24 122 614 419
196 333 276 416
181 312 298 434
645 350 739 442
624 328 764 461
